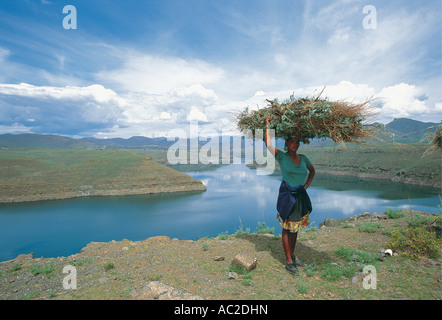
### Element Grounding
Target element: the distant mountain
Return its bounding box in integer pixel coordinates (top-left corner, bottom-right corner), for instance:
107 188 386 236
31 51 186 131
0 133 96 149
0 118 439 149
383 118 439 143
0 133 176 149
0 133 200 149
81 136 175 148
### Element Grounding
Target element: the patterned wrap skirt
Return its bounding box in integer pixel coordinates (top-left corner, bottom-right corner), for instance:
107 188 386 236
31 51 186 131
277 188 311 233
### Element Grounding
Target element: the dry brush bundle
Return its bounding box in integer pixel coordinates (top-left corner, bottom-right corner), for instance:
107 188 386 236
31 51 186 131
236 92 380 145
421 122 442 157
432 124 442 149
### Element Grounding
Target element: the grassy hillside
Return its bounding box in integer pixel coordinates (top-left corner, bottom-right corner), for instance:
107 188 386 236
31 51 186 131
0 134 96 149
0 148 206 203
129 142 441 189
301 143 441 189
384 118 439 143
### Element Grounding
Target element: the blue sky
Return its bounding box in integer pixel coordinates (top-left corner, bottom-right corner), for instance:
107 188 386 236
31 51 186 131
0 0 441 138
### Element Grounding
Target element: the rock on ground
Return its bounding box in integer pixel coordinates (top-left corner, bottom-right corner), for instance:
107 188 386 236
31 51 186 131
231 253 257 272
137 281 203 300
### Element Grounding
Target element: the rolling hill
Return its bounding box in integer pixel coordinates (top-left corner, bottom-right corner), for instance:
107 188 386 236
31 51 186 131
0 118 438 149
0 148 206 203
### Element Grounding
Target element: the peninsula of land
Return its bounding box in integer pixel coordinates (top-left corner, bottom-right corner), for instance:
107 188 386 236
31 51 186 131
0 148 206 203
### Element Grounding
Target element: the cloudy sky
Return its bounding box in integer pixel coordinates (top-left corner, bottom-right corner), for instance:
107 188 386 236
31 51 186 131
0 0 440 138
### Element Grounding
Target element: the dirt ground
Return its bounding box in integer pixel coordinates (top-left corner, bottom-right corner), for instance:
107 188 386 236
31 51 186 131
0 210 440 300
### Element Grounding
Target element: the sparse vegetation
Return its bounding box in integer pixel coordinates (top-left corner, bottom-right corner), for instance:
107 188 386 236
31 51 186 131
104 262 115 271
320 262 356 281
30 261 56 278
333 247 377 265
302 143 441 189
12 263 22 272
387 226 441 259
406 213 435 227
255 222 274 234
217 231 230 240
147 274 162 281
1 211 440 300
357 222 382 233
385 208 406 219
235 226 251 236
340 220 355 228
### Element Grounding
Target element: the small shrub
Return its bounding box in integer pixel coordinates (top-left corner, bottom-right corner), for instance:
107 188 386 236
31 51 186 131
148 274 162 281
201 242 209 251
235 226 251 235
104 262 115 271
340 220 354 228
243 273 252 280
69 257 93 266
406 214 434 228
12 263 22 272
48 290 56 299
333 247 377 264
297 284 309 294
30 262 56 278
320 262 356 281
304 263 317 277
217 231 230 240
255 222 274 234
385 208 406 219
382 228 395 236
242 279 252 286
229 264 248 275
387 226 441 259
357 222 382 233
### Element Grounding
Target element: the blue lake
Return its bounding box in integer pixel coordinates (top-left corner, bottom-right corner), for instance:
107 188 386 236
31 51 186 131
0 163 440 262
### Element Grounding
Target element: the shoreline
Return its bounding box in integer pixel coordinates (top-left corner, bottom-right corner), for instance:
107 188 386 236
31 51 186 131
314 169 441 189
0 209 440 300
0 183 206 204
1 209 438 264
246 164 441 190
0 166 439 204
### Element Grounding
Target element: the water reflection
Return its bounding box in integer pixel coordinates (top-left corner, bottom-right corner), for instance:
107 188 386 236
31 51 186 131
311 189 387 216
312 173 439 200
188 163 440 229
0 163 439 261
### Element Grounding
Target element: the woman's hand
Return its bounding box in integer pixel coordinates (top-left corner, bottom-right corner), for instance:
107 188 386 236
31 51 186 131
304 165 315 190
266 116 271 126
265 116 277 156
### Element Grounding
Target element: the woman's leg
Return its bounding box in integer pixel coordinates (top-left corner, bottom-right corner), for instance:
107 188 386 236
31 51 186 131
282 229 298 264
289 231 298 257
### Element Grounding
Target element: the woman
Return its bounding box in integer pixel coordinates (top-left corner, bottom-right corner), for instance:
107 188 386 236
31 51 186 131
265 116 315 275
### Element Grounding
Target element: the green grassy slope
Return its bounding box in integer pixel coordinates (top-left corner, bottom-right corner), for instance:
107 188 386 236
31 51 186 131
0 148 206 203
301 143 441 188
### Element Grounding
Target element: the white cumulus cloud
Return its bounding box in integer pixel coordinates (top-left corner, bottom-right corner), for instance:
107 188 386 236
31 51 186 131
377 83 430 119
186 106 208 123
95 53 225 94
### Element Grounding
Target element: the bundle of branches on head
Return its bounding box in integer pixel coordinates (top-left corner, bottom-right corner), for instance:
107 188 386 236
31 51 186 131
236 90 380 146
431 123 442 149
421 122 442 157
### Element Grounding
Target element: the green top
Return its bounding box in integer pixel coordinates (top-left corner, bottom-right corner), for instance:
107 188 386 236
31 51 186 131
275 151 312 187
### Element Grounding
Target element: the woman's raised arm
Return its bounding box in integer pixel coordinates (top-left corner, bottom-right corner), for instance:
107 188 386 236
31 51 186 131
265 116 278 157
